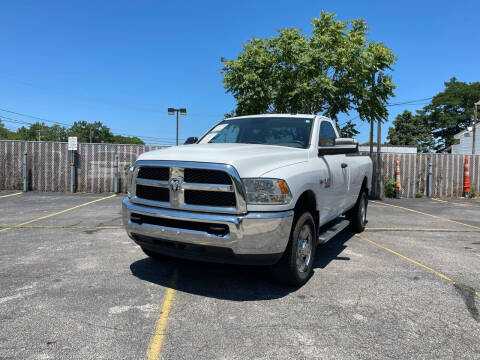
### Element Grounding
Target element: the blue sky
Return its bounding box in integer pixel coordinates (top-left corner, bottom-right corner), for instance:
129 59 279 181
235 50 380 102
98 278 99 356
0 0 478 145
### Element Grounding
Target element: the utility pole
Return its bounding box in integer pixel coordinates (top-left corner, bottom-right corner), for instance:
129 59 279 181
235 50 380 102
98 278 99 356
473 101 480 154
89 124 93 144
376 71 383 155
176 111 179 146
376 71 383 199
168 108 187 146
369 71 377 157
369 118 374 156
38 130 41 141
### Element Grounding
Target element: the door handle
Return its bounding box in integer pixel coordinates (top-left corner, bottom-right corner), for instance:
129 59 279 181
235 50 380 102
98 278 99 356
341 163 348 168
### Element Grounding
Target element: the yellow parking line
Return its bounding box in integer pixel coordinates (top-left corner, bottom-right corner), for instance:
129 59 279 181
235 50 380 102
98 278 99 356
0 225 121 230
432 198 469 207
371 201 480 230
0 194 117 233
146 267 179 360
432 198 449 203
365 227 479 232
0 192 22 198
356 234 480 298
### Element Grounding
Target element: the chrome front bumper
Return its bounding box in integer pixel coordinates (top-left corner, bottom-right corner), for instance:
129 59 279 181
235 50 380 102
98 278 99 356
122 198 293 264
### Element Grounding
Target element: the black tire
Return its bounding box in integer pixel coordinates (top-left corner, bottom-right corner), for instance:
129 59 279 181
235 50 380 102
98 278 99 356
347 191 368 233
141 247 166 261
270 212 316 287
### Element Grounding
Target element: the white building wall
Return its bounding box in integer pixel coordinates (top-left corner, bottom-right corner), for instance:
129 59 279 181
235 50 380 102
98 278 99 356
451 132 480 154
358 145 417 153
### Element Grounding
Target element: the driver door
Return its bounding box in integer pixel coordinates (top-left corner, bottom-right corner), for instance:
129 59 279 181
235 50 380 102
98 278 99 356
316 120 349 220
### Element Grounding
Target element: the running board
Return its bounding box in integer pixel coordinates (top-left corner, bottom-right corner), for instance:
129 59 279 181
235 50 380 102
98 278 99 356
318 219 350 243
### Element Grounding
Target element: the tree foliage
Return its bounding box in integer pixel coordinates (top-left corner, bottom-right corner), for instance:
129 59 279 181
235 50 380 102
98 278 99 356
221 12 397 136
425 78 480 152
387 110 433 153
387 78 480 152
0 119 144 144
68 121 114 143
0 120 15 139
15 122 68 142
338 120 360 138
111 134 144 145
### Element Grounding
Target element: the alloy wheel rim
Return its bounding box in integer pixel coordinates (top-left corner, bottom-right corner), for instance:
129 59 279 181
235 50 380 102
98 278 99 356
296 224 312 273
360 197 366 224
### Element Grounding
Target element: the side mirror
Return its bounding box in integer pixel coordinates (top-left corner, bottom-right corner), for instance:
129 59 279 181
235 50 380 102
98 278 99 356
318 138 358 156
184 136 198 145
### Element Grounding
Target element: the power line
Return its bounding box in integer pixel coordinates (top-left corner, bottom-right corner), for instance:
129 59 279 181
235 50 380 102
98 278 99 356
0 116 179 145
338 97 434 126
0 116 34 126
387 97 433 106
0 108 70 126
0 107 184 142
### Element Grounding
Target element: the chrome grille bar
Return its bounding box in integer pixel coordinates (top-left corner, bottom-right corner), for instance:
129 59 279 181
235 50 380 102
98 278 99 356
181 183 234 192
131 160 247 214
136 178 169 188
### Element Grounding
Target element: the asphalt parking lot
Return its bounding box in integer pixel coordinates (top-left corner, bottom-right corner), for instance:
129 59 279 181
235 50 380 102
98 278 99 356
0 191 479 360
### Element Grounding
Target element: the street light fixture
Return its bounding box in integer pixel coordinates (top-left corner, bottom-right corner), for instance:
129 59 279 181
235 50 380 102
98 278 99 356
167 107 187 146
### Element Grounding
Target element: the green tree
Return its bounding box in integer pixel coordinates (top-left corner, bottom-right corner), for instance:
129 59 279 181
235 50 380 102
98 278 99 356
387 110 433 152
425 78 480 152
338 120 360 138
4 119 145 144
14 122 67 142
67 121 114 143
67 121 145 144
111 134 144 145
221 12 397 130
0 120 15 139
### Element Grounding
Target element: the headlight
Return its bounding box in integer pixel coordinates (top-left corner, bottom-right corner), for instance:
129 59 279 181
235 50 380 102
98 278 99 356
127 167 134 198
242 178 292 205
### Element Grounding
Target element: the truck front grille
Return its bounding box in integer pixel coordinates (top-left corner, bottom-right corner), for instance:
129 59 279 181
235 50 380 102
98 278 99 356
137 166 169 181
184 169 232 185
131 161 246 214
136 184 169 203
130 213 229 236
184 190 236 207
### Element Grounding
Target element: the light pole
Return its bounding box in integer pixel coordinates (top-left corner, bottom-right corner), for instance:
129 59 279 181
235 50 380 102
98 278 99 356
168 107 187 146
473 101 480 154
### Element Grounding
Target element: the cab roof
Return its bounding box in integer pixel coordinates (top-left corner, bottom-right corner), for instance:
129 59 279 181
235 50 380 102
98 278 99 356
226 113 322 121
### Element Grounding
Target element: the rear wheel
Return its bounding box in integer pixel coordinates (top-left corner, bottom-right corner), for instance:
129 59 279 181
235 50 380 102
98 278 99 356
270 212 316 287
347 191 368 233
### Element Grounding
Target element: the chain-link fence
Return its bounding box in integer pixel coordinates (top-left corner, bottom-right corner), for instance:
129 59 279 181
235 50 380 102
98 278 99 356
1 140 479 197
372 153 479 198
0 141 165 193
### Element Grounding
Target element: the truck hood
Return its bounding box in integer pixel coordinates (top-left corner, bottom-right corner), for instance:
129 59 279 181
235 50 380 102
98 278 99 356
137 143 308 177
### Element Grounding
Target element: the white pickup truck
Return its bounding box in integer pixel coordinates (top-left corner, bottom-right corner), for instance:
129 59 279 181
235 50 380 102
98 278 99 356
123 114 372 286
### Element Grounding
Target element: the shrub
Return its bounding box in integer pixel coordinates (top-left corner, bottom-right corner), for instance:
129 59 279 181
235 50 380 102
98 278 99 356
469 188 477 199
415 191 423 198
384 178 396 198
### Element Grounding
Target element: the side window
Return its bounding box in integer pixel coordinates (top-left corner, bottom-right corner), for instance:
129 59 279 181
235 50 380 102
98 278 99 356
318 121 337 146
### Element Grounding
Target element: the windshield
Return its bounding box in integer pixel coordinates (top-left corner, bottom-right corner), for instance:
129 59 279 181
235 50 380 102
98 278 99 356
198 117 313 149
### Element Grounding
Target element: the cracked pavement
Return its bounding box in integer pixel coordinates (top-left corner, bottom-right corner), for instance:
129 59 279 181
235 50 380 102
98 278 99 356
0 192 479 359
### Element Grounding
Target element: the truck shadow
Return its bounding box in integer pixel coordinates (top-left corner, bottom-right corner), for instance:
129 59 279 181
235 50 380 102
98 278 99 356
313 231 354 269
130 232 355 301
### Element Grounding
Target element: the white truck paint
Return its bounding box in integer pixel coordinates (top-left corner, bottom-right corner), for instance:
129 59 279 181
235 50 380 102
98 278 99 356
123 114 372 285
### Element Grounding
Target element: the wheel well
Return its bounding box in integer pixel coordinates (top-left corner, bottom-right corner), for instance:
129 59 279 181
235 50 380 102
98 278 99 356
294 190 319 234
361 177 369 197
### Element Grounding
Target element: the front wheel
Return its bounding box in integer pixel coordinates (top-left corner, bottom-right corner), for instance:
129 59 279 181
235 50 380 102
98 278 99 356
270 212 316 287
347 191 368 233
